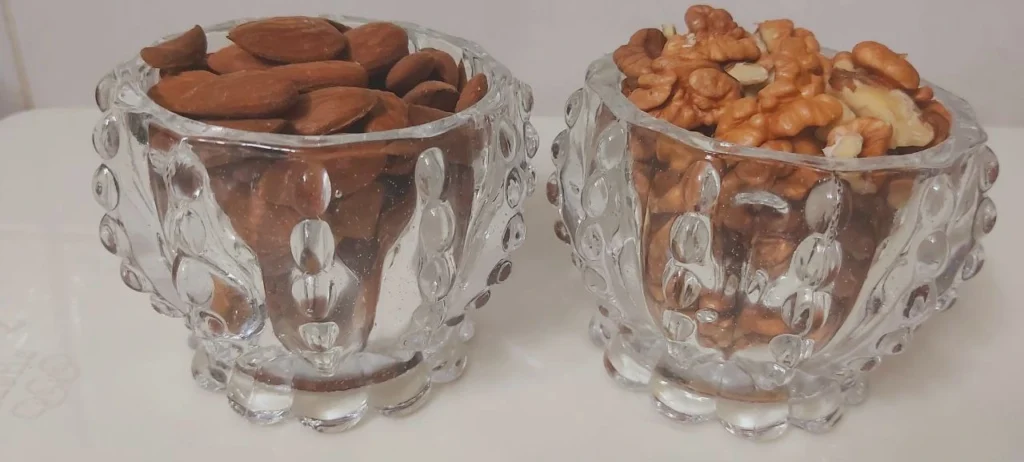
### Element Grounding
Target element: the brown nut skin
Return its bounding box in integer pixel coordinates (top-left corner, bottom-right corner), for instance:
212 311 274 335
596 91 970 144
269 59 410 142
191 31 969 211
148 70 217 112
364 91 410 132
403 81 459 112
255 158 332 218
827 117 893 157
408 104 452 126
769 94 844 138
325 181 386 241
141 25 207 69
268 61 369 92
207 45 273 74
287 86 377 135
751 234 796 278
229 17 348 64
628 70 677 111
685 4 739 36
455 73 488 112
421 48 461 88
920 100 952 148
852 41 921 90
344 22 410 75
773 166 824 201
165 70 299 119
629 28 668 58
385 51 437 95
613 45 653 78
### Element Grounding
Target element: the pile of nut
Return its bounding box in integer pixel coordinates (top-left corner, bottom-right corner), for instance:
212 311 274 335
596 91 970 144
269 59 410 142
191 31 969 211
615 5 951 160
611 5 954 352
141 16 488 134
136 18 485 336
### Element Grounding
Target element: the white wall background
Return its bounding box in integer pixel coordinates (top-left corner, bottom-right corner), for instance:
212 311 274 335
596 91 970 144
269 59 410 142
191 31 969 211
0 0 1021 125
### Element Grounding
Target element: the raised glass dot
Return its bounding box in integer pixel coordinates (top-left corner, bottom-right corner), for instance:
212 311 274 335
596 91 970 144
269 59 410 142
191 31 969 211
93 114 120 160
174 257 214 306
554 221 571 244
920 175 954 224
506 169 524 208
916 231 948 276
662 311 695 342
150 294 183 318
936 289 958 312
670 213 709 264
689 161 721 213
120 260 151 293
290 219 335 274
978 146 999 192
98 214 129 256
502 213 526 252
174 208 208 256
546 173 561 206
576 222 604 261
596 123 627 170
91 165 120 211
416 147 446 200
961 245 985 281
497 121 517 161
551 130 569 167
974 197 997 238
520 85 535 113
565 88 584 127
847 356 880 373
902 283 935 320
420 202 456 252
488 260 513 285
582 175 610 217
792 235 841 289
524 166 537 198
876 327 912 355
583 267 607 294
769 334 811 368
469 290 491 310
664 269 702 309
171 162 204 200
695 309 718 324
524 122 539 159
418 256 454 303
805 179 845 232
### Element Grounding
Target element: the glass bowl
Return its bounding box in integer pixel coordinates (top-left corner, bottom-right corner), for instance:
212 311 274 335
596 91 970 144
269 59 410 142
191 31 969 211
91 15 538 432
549 54 998 440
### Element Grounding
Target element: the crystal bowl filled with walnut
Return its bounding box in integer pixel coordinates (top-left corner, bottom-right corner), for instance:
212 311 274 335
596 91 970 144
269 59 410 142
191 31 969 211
91 16 538 432
550 55 998 439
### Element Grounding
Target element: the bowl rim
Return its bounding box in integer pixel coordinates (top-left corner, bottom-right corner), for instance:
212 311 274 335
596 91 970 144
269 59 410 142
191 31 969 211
584 52 988 172
99 15 523 150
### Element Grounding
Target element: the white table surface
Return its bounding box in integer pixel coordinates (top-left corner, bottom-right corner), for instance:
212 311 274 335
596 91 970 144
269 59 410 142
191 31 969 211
0 109 1021 461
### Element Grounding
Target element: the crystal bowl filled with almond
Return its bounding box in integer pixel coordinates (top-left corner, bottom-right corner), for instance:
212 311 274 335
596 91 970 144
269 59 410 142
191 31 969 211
550 4 998 439
91 15 537 432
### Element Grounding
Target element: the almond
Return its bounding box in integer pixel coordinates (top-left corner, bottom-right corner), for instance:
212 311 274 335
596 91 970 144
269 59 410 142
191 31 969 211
457 60 467 90
408 104 452 125
141 25 207 69
403 81 459 112
383 156 417 175
203 119 289 133
174 70 298 118
268 61 368 92
255 158 332 217
148 70 217 113
385 51 437 95
455 73 488 111
422 48 460 87
321 154 388 196
326 19 351 34
229 17 347 63
344 22 410 75
207 45 272 74
287 87 377 135
325 181 385 240
365 91 410 132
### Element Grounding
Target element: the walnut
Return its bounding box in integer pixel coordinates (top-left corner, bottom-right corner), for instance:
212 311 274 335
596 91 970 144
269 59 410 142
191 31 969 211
613 45 653 78
688 67 741 105
769 94 844 138
852 41 920 90
824 117 893 158
830 70 934 148
715 97 769 146
920 100 952 148
832 51 856 72
698 34 762 62
628 69 677 110
773 166 824 201
655 134 703 171
652 55 717 81
662 34 701 59
629 28 668 59
792 132 825 155
755 19 794 53
685 4 740 36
